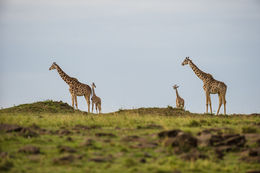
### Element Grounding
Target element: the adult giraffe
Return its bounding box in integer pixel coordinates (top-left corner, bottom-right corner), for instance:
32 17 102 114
182 57 227 115
49 62 92 112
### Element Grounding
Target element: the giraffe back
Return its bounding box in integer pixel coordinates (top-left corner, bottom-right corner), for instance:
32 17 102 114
70 83 92 96
203 79 227 94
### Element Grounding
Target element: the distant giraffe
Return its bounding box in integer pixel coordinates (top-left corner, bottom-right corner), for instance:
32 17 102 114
91 82 102 114
173 84 185 109
49 62 92 112
182 57 227 115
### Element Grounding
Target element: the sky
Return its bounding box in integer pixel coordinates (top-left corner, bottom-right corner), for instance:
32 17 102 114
0 0 260 114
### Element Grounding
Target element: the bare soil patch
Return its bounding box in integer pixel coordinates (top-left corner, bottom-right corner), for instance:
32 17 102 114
58 145 77 153
18 145 40 154
81 138 95 147
73 124 101 130
240 147 260 163
53 154 83 165
0 124 23 132
137 124 163 129
95 133 116 137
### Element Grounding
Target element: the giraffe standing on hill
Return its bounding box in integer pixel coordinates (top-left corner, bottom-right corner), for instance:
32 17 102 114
182 57 227 115
173 85 185 109
91 82 102 114
49 62 92 112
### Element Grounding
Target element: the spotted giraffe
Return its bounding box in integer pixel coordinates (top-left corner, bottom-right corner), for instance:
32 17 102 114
91 82 102 114
173 84 185 109
49 62 92 112
182 57 227 115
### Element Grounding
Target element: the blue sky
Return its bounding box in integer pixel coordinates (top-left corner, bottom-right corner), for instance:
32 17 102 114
1 0 260 114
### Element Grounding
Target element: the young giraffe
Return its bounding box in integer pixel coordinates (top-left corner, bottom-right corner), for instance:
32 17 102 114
172 84 185 109
91 82 102 114
182 57 227 115
49 62 92 112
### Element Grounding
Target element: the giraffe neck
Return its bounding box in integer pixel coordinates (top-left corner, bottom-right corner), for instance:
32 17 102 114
92 86 96 96
55 64 73 85
188 60 209 82
175 89 180 98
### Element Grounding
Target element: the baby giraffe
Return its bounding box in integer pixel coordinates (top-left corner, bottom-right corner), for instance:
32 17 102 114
91 82 102 114
173 85 185 109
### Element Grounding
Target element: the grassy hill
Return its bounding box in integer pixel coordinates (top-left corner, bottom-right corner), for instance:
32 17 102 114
0 100 76 114
0 101 260 173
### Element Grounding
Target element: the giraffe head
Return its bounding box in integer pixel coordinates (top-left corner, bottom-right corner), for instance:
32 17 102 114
173 84 179 90
182 57 190 66
49 62 58 70
91 82 96 88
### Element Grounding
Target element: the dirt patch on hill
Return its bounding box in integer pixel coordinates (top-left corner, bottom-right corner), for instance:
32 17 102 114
0 124 39 137
121 135 141 142
80 138 95 147
240 147 260 163
19 145 40 154
95 133 116 137
53 154 83 165
136 124 163 129
89 155 113 163
58 145 77 153
0 124 23 132
73 124 101 130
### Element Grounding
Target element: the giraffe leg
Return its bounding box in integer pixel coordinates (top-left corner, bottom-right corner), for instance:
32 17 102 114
216 94 223 115
205 92 209 113
69 89 75 109
99 104 101 114
222 95 226 115
208 94 212 114
92 102 94 113
71 94 75 109
84 95 91 113
74 96 78 110
95 104 98 113
88 97 90 113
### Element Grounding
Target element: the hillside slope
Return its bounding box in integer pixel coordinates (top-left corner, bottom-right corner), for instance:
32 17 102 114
0 100 75 114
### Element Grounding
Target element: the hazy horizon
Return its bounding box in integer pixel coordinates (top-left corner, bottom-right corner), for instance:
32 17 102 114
1 0 260 114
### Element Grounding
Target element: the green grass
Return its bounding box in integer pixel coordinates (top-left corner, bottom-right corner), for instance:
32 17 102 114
0 101 260 173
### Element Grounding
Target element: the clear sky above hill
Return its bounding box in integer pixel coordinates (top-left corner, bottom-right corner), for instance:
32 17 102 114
1 0 260 114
